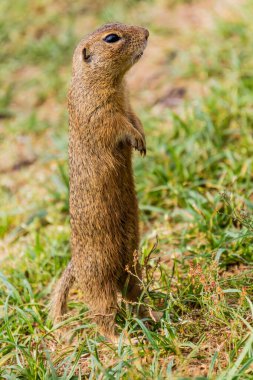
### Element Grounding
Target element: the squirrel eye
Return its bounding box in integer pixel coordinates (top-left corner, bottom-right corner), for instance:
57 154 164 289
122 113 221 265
103 34 121 43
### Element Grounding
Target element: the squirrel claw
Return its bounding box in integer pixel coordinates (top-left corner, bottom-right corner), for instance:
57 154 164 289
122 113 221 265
127 135 146 155
140 149 146 157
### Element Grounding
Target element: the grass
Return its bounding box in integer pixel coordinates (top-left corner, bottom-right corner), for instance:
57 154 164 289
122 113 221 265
1 0 253 378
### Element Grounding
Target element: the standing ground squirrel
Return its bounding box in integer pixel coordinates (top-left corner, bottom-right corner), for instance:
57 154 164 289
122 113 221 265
50 23 149 342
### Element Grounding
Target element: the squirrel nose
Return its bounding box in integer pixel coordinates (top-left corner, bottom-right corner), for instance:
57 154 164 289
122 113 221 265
144 28 149 40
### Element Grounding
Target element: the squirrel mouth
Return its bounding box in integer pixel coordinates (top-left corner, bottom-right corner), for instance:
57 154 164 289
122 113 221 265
134 51 144 61
133 40 147 63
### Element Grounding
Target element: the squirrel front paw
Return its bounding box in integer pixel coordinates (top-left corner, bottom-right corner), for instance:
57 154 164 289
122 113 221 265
127 132 146 156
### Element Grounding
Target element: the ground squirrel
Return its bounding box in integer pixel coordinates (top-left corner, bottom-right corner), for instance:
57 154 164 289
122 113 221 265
50 23 149 342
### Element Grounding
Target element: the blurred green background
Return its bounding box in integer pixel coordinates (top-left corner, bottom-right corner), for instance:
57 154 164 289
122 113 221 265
1 0 253 378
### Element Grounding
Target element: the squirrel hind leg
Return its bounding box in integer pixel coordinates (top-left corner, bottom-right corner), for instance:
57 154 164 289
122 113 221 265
86 283 119 343
49 261 75 324
120 263 143 303
121 271 163 323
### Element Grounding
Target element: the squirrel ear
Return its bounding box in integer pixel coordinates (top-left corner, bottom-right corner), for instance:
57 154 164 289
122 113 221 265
82 47 91 62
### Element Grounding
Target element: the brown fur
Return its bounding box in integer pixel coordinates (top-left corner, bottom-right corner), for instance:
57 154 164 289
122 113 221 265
50 23 149 341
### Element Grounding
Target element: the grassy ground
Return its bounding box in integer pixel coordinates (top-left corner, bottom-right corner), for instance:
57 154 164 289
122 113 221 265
1 0 253 378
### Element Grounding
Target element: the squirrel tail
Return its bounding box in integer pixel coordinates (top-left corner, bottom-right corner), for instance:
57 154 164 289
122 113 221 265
49 261 75 324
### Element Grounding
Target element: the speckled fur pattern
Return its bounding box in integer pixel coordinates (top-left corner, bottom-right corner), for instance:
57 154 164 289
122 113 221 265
50 23 149 341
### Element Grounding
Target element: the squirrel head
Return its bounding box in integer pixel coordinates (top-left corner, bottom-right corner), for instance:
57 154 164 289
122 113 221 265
72 23 149 84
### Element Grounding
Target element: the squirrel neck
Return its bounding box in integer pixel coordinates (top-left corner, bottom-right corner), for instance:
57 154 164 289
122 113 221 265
69 70 128 123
